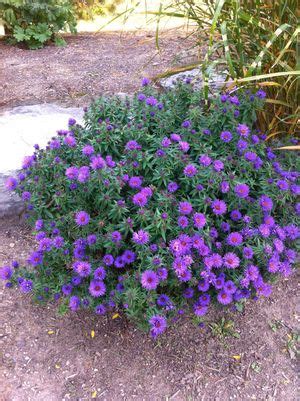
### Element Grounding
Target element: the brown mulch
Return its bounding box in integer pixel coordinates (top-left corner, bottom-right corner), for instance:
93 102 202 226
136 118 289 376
0 217 298 400
0 31 198 112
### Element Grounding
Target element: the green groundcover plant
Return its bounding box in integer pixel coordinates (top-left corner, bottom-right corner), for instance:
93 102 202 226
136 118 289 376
2 81 299 337
0 0 77 48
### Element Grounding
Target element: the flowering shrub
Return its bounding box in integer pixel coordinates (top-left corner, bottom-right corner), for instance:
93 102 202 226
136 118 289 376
2 81 299 338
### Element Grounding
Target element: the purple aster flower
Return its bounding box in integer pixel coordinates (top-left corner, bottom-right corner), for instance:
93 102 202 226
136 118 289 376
237 139 248 151
22 155 35 169
237 124 250 137
256 89 266 99
193 303 208 316
103 254 114 266
198 154 212 167
149 315 167 337
87 234 97 246
20 279 33 293
111 231 122 243
0 266 13 280
75 211 90 226
114 256 125 268
220 181 230 193
38 238 52 252
203 129 211 135
259 224 271 237
243 246 253 259
213 160 224 171
178 216 189 229
64 135 76 147
211 199 227 215
72 276 82 286
62 284 73 296
157 267 168 281
246 264 260 281
82 145 94 156
220 130 232 142
277 180 289 191
170 133 181 142
167 182 179 193
94 266 106 280
73 261 91 277
179 141 190 152
157 294 171 307
179 201 193 215
217 290 233 305
5 177 18 191
129 176 143 188
22 191 31 201
77 166 90 183
90 154 106 170
223 280 236 294
161 137 171 147
220 94 228 102
244 151 257 162
234 183 250 198
227 232 243 246
133 230 149 245
89 280 106 297
50 139 61 149
146 96 158 107
28 251 43 266
223 252 240 269
141 77 150 86
198 293 211 306
193 213 206 229
132 192 148 208
122 250 136 264
69 296 80 311
141 270 159 290
198 279 210 292
285 224 300 240
259 195 273 212
230 209 242 221
125 140 141 151
230 95 240 106
183 287 194 298
221 222 230 232
213 275 225 289
95 304 106 315
182 120 191 128
184 164 198 177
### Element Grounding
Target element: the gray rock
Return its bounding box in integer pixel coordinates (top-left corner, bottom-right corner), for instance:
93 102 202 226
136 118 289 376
160 68 230 92
0 104 84 217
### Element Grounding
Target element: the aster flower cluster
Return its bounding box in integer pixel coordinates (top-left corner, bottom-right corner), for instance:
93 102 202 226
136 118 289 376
1 80 299 339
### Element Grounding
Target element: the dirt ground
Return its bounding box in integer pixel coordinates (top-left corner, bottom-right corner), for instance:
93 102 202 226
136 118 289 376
0 31 299 401
0 31 198 111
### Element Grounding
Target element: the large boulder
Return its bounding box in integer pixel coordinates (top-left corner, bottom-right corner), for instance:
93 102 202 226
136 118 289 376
0 104 84 218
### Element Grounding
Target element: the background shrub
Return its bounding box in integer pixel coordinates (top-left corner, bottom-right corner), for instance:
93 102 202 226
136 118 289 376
0 0 77 48
2 82 299 337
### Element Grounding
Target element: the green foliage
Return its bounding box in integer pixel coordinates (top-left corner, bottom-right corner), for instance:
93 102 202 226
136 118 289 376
0 0 77 48
143 0 299 139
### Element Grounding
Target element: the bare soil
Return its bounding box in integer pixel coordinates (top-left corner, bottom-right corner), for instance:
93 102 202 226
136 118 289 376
0 31 299 401
0 31 198 111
